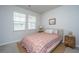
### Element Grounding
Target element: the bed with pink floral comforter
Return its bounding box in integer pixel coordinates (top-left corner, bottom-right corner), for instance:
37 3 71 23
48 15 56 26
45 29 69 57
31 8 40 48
21 32 62 53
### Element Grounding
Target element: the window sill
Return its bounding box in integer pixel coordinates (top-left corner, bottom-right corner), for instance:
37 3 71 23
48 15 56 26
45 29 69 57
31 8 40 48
13 30 26 32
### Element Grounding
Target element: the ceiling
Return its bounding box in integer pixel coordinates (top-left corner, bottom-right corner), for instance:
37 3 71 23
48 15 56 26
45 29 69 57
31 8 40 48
16 5 61 14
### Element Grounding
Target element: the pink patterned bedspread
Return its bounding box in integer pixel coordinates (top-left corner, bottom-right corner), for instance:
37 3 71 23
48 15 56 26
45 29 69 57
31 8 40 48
21 32 61 53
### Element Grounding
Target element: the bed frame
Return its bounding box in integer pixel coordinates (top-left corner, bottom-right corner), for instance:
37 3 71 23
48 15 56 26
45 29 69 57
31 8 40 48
16 28 64 53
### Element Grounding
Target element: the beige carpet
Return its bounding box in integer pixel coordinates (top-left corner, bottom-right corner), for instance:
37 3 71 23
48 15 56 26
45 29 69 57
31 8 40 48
17 42 65 53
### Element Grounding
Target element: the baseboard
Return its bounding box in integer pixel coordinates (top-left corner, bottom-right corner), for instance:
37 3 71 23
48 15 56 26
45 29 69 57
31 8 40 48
0 40 20 46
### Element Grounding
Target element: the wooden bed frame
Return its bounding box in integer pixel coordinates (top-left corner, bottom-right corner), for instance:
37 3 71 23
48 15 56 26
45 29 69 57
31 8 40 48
16 42 27 53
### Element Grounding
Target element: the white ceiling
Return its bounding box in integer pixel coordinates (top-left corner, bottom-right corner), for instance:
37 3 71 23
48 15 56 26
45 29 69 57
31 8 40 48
16 5 61 14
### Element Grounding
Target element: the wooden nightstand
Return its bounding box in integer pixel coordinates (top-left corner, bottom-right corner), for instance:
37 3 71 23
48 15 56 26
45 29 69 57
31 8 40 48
64 35 75 48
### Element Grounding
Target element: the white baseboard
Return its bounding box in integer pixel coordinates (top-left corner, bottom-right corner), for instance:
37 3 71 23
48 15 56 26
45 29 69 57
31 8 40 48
0 40 20 46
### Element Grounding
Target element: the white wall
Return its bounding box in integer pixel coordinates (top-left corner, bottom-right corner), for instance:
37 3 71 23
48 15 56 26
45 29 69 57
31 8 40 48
0 6 40 45
41 5 79 47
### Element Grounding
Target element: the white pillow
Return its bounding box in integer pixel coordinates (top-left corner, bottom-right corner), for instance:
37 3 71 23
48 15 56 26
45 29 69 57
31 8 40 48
44 28 58 34
44 29 54 34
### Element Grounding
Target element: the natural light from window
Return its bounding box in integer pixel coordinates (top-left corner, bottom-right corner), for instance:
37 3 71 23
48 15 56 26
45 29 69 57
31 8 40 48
13 12 26 31
28 15 36 30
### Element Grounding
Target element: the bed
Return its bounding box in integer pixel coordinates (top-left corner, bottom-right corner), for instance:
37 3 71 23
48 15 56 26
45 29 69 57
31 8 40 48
20 28 63 53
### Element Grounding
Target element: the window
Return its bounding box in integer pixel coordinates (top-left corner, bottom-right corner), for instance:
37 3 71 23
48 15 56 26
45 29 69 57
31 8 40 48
13 12 26 31
28 15 36 30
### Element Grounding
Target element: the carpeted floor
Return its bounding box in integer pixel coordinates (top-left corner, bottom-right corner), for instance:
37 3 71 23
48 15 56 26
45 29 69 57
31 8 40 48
0 42 79 53
0 43 19 53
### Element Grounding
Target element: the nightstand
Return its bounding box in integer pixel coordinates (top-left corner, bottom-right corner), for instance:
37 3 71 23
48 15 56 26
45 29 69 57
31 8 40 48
38 26 44 33
64 35 75 48
38 31 43 33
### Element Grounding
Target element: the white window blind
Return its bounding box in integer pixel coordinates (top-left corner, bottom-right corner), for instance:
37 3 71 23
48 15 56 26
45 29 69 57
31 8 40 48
13 12 26 31
28 15 36 30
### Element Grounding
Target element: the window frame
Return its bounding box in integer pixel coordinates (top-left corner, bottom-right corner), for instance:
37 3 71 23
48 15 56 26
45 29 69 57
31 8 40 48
27 15 37 30
13 12 26 31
